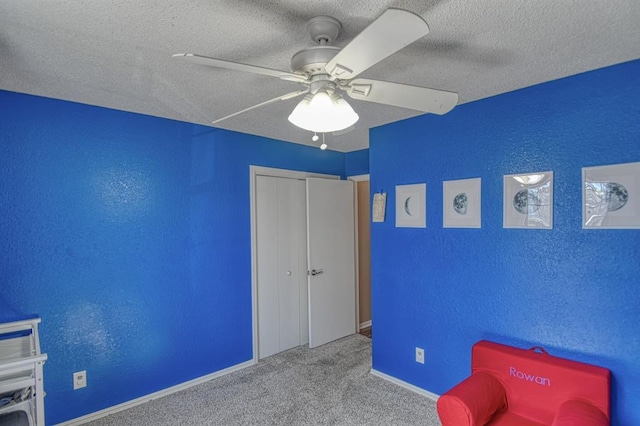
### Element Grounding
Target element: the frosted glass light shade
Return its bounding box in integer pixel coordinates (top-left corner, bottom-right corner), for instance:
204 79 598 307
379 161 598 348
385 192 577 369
288 92 359 133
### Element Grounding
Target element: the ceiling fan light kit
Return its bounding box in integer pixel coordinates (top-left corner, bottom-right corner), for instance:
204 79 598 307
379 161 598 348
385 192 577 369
174 8 458 147
288 91 359 133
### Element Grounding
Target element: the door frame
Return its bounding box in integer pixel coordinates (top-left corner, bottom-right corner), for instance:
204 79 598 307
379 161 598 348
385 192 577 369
250 166 339 362
347 174 370 332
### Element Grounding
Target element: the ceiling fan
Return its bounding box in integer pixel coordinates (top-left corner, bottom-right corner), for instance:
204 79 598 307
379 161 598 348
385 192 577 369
173 8 458 143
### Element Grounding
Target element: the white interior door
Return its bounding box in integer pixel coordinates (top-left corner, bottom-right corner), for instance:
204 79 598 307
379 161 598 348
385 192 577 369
256 176 308 359
306 177 356 348
276 177 307 351
256 176 279 358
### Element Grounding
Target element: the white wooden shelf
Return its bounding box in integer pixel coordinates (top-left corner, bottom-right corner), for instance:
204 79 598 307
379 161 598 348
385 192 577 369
0 319 47 426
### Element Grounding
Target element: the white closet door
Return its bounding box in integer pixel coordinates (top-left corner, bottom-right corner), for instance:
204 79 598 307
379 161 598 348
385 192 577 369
276 177 303 352
293 179 309 346
307 178 356 348
256 176 307 358
256 176 281 358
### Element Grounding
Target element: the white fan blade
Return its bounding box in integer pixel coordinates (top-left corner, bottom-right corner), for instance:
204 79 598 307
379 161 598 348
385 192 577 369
212 89 309 125
173 53 308 83
324 9 429 80
346 78 458 114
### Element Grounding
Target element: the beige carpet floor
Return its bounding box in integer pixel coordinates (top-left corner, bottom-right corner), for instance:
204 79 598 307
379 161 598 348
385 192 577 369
84 334 440 425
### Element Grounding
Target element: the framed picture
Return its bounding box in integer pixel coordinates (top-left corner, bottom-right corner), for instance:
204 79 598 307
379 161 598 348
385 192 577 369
582 161 640 229
396 183 426 228
443 178 481 228
503 171 553 229
372 192 387 223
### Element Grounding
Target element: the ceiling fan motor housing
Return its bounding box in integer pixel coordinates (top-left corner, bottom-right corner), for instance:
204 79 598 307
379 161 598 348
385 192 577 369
291 16 343 77
290 46 340 76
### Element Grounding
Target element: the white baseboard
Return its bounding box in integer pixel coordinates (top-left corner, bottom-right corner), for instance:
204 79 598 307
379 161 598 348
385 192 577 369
370 369 440 402
359 320 372 330
56 359 256 425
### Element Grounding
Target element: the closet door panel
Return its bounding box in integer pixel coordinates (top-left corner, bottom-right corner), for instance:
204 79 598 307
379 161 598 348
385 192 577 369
295 179 309 346
277 177 301 352
256 175 280 359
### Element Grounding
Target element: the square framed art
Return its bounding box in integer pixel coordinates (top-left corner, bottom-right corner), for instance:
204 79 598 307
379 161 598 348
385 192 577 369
503 171 554 229
443 178 481 228
582 161 640 229
396 183 426 228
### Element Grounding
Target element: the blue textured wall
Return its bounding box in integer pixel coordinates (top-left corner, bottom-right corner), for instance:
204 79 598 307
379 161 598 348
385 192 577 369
370 60 640 425
345 148 370 177
0 90 344 424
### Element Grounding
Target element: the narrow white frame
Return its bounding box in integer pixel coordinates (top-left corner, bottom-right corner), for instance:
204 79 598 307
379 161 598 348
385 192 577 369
396 183 426 228
503 171 554 229
443 178 481 228
582 161 640 229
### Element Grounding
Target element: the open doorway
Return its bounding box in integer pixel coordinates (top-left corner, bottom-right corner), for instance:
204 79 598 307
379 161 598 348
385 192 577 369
349 175 371 338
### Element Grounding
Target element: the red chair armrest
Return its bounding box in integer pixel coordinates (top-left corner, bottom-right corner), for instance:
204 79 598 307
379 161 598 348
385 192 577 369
437 371 507 426
551 399 609 426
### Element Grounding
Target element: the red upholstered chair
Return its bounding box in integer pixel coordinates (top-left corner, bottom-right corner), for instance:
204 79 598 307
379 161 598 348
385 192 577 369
437 341 610 426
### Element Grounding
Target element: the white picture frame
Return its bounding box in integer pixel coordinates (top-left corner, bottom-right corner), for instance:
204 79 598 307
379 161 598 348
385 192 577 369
443 178 481 228
503 171 554 229
582 161 640 229
396 183 426 228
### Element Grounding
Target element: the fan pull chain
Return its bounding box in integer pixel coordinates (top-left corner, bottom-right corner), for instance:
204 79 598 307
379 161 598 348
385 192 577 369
320 133 327 150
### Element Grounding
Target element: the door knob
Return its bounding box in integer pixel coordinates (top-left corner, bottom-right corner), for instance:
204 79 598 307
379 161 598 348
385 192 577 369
310 269 324 276
286 271 292 276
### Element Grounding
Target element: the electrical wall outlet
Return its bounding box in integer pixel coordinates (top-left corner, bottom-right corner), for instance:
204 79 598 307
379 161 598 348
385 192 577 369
415 347 425 364
73 370 87 389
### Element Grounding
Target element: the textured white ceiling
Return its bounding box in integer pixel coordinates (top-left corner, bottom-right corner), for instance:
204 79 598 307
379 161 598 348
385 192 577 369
1 0 639 152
